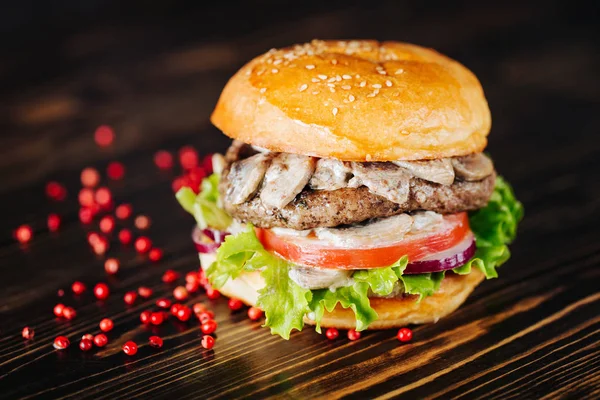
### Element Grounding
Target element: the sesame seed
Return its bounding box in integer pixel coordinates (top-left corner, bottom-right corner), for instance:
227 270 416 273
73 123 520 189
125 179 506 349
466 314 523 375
327 77 336 83
356 74 361 78
329 87 335 93
378 70 387 75
318 74 328 80
271 68 279 73
376 65 384 71
260 88 266 94
311 78 320 83
332 107 338 116
341 85 351 90
312 91 320 95
385 80 392 87
331 59 338 65
342 74 352 80
395 68 404 74
299 84 308 92
306 64 315 70
372 83 382 89
348 94 355 102
327 83 335 88
335 75 342 81
359 81 367 87
273 59 282 65
257 70 264 76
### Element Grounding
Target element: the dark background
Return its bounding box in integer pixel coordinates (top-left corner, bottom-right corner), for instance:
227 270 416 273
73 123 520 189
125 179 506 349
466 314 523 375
1 1 599 399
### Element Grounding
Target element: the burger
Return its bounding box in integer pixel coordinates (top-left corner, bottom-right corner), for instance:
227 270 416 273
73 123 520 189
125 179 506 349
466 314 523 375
176 40 523 339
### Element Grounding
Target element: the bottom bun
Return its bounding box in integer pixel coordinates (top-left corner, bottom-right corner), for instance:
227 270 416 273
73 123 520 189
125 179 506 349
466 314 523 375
199 253 484 330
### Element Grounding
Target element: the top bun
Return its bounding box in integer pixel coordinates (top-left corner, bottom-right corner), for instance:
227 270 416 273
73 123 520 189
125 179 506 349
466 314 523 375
211 40 491 161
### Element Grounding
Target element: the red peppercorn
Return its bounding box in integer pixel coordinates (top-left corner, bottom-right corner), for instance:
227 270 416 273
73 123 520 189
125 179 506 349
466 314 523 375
53 303 65 318
347 329 361 341
134 215 150 230
228 298 243 311
95 187 112 208
79 207 93 224
171 177 185 193
202 154 214 174
62 307 77 320
397 327 413 343
193 303 206 315
325 328 339 340
179 146 199 170
154 150 173 170
87 232 100 246
124 291 137 305
104 258 119 275
93 283 110 300
161 269 179 283
53 336 70 350
82 334 94 341
122 341 138 356
156 298 171 309
79 338 93 351
185 281 199 293
71 281 86 295
118 229 132 244
198 269 208 286
185 272 199 284
92 238 108 255
140 310 152 324
99 318 114 332
205 286 220 300
201 335 215 350
150 312 164 325
107 161 125 180
46 181 66 200
47 213 61 232
198 311 214 324
176 306 192 322
135 236 152 253
115 203 132 220
149 336 163 348
22 327 35 340
57 289 65 297
94 125 114 147
15 225 33 244
170 303 183 316
248 307 263 321
200 319 217 335
78 188 95 208
81 167 100 188
93 333 108 347
99 216 115 233
148 248 163 262
173 286 188 301
138 286 153 298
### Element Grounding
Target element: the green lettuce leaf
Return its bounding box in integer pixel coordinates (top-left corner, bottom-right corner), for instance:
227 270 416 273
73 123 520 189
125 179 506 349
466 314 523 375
257 257 310 340
308 282 378 333
399 272 445 301
175 173 231 231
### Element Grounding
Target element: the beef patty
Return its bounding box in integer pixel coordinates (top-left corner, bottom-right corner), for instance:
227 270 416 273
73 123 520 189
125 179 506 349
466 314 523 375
219 143 496 230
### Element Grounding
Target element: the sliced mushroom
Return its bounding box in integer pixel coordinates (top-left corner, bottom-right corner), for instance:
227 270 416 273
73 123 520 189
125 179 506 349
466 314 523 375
226 153 271 205
289 266 353 290
260 153 316 209
350 162 411 204
315 213 414 248
309 158 352 191
452 153 494 181
393 158 455 185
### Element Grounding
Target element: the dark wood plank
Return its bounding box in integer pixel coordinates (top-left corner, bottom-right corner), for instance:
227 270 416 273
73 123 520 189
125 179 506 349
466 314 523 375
1 0 599 399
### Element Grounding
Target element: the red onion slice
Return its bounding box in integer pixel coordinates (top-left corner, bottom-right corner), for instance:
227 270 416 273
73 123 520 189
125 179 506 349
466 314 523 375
192 226 225 254
404 234 476 274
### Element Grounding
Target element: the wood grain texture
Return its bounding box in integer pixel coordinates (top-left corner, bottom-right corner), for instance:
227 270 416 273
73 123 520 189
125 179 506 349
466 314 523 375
1 0 599 399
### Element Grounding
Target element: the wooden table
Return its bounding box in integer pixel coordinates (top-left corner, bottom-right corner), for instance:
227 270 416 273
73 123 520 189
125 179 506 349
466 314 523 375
1 1 598 398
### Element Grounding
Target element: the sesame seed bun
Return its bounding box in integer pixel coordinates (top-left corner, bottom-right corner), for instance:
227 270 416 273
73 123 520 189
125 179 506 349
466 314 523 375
199 253 484 331
211 40 491 161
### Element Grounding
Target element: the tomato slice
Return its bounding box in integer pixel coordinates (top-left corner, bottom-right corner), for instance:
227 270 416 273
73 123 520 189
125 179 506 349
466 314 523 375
256 212 471 269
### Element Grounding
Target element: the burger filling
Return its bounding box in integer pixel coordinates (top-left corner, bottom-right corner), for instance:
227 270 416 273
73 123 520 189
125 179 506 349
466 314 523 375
176 143 523 339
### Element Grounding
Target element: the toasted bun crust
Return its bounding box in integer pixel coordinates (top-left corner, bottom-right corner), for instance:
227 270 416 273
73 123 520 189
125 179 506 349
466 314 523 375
211 40 491 161
199 253 484 330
